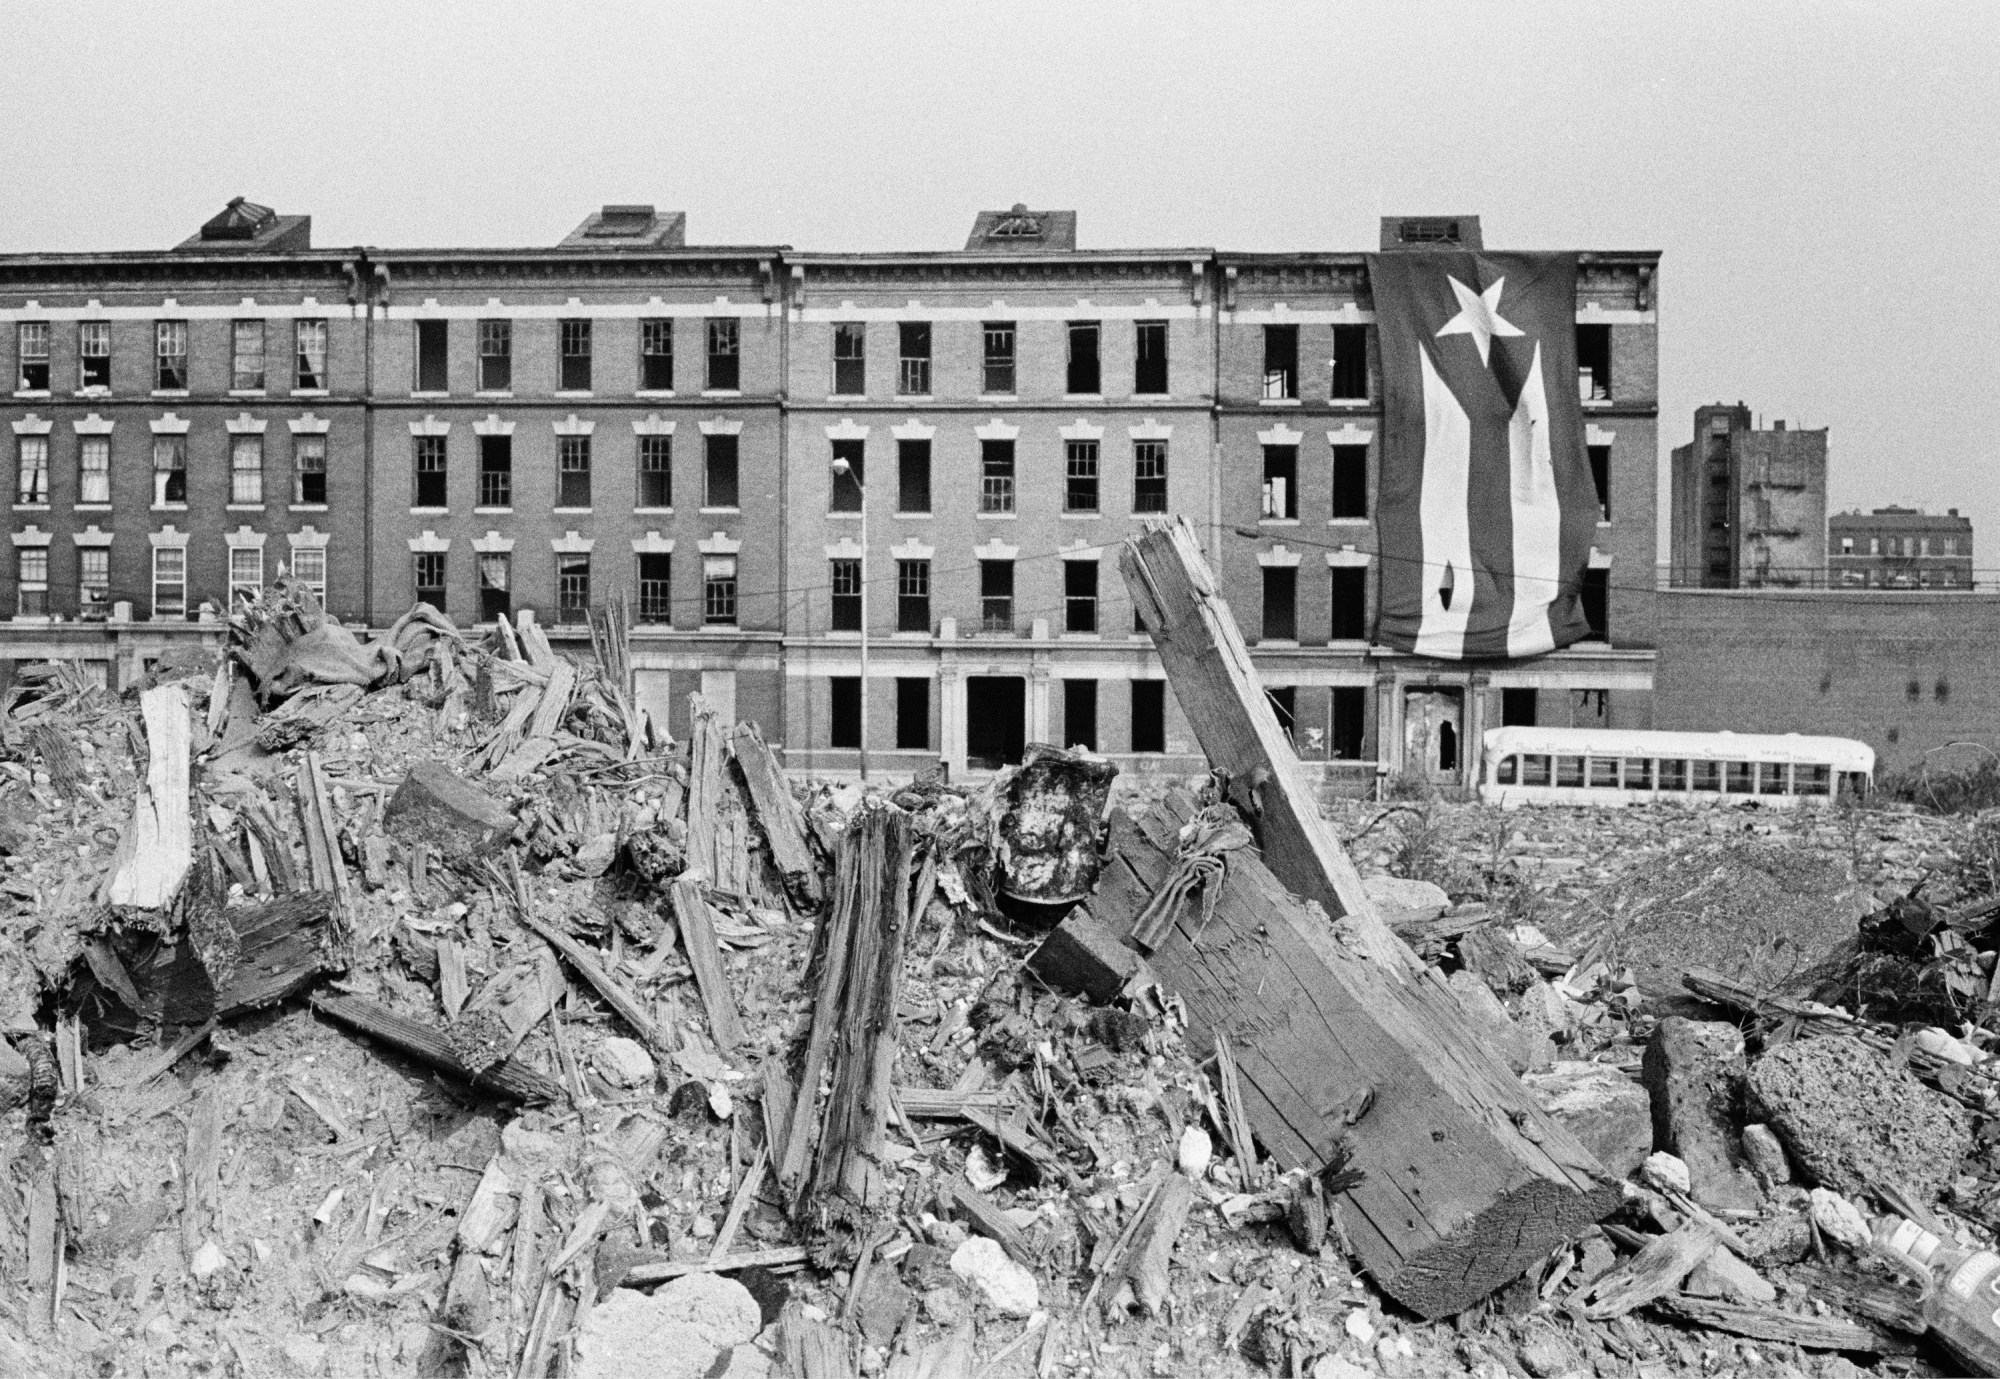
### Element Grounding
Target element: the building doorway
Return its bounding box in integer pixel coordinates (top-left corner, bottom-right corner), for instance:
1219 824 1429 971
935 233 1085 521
1403 688 1465 784
965 676 1026 770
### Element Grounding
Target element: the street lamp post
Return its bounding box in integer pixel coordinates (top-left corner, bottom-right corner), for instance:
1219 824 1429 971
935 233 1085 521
832 455 868 780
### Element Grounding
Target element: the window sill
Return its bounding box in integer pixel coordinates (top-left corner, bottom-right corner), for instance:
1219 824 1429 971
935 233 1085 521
895 394 934 403
151 389 190 399
979 394 1019 404
411 506 448 516
12 504 48 513
73 388 111 399
554 391 594 400
226 504 267 512
700 390 741 399
699 507 740 516
1062 511 1103 519
410 391 450 400
1581 398 1614 409
975 511 1018 520
474 391 515 400
1060 632 1101 641
635 390 677 399
1327 397 1372 407
1259 517 1301 526
1597 518 1613 529
13 390 50 400
826 394 867 403
1063 393 1103 403
894 511 930 519
1133 391 1171 401
1327 517 1370 525
290 504 329 514
633 506 674 516
228 390 268 399
702 622 743 633
827 511 862 520
891 631 931 641
1256 639 1301 648
151 504 188 514
292 388 329 398
1259 398 1303 407
1327 639 1369 649
74 503 111 513
553 507 593 515
827 629 862 639
473 506 513 515
10 615 54 626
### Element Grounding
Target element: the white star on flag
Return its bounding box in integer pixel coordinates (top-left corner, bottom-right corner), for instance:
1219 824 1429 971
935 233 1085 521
1435 274 1524 366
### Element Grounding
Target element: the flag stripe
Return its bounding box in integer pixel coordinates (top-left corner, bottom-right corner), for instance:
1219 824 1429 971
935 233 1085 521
1413 346 1473 659
1506 342 1561 658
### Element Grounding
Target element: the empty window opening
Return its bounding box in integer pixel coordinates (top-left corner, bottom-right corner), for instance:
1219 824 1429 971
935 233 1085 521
1261 445 1298 520
896 677 931 751
637 553 671 624
476 553 510 621
558 436 591 508
1331 445 1368 518
1576 324 1611 401
1580 568 1609 639
559 319 592 391
1331 686 1365 760
897 439 931 513
1066 321 1101 394
1063 679 1097 752
983 323 1016 395
1133 440 1168 513
1587 444 1611 521
830 558 862 632
831 322 865 395
830 440 864 512
1329 566 1366 641
829 677 861 750
415 436 448 508
478 436 512 508
478 320 512 391
1501 688 1538 727
980 440 1015 514
897 322 931 395
413 552 446 612
1266 686 1297 743
1135 320 1168 395
1131 680 1166 754
980 560 1014 632
638 435 671 508
1261 566 1297 641
1065 440 1099 513
965 677 1026 770
295 436 327 505
897 560 930 633
1064 560 1098 633
640 319 674 391
704 434 739 509
1263 324 1298 400
1330 325 1368 400
415 319 448 392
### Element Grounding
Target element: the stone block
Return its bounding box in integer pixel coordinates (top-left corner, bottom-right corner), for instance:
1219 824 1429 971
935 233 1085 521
1641 1017 1760 1211
1521 1061 1653 1180
1025 905 1139 1004
384 762 515 856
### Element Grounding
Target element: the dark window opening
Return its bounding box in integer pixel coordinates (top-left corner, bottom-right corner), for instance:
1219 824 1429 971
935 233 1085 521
478 553 511 622
640 319 674 391
1576 324 1611 401
295 437 327 506
415 319 448 392
1133 440 1168 513
897 559 930 633
1063 679 1097 752
413 552 446 612
1580 568 1609 639
896 677 930 751
830 440 864 512
637 553 671 624
557 436 591 508
477 320 511 391
17 322 49 391
1331 445 1368 518
1065 440 1099 513
1329 566 1366 641
1502 688 1538 727
897 439 931 513
966 677 1026 770
556 553 590 623
830 677 861 750
1331 686 1365 760
1131 680 1166 754
983 323 1015 394
78 321 111 389
830 559 862 632
1588 444 1611 521
980 560 1014 633
1266 686 1296 743
1066 322 1101 395
706 318 740 391
832 322 865 395
1261 566 1297 641
1064 560 1098 633
478 436 512 508
705 434 739 509
1263 324 1298 400
980 440 1015 513
1135 320 1168 395
897 322 931 395
558 319 591 391
1331 325 1368 400
638 435 671 508
1261 445 1297 520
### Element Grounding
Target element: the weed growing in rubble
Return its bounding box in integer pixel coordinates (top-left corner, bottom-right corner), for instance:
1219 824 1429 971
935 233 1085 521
1388 800 1481 899
1882 751 2000 814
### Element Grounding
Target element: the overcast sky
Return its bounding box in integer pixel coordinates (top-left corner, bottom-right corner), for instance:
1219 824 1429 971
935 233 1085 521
3 1 1995 559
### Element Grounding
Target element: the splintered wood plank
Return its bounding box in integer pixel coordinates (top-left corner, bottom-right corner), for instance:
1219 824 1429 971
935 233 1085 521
1119 518 1412 974
1104 795 1616 1319
685 696 729 884
672 879 746 1055
104 684 193 909
733 722 823 912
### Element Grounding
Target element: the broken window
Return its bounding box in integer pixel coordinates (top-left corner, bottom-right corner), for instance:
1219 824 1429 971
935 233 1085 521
78 321 111 390
1261 566 1297 641
1501 688 1537 727
295 436 327 505
15 547 45 617
16 322 49 391
830 440 864 513
156 320 189 390
897 439 931 513
1064 560 1098 633
1066 321 1101 394
559 319 592 391
556 552 590 623
1065 440 1099 513
707 319 741 390
1580 568 1609 639
296 319 328 390
478 436 512 508
478 320 512 391
832 322 865 395
415 436 448 508
479 553 511 621
231 436 264 505
15 437 47 505
1576 324 1611 401
1135 320 1168 395
640 319 674 391
78 437 109 504
703 555 738 625
830 559 862 632
232 320 266 391
638 436 671 508
897 678 930 750
1331 686 1365 760
896 559 930 633
153 436 187 506
558 436 591 508
1261 445 1297 520
829 677 862 749
1329 567 1366 641
1133 440 1168 513
152 547 187 620
983 323 1015 394
413 552 447 611
1331 445 1368 519
1330 325 1367 400
415 320 448 392
1588 444 1611 521
980 560 1014 632
1262 325 1298 400
897 322 930 395
79 548 109 619
1130 680 1166 753
636 553 671 624
704 434 739 508
1063 679 1097 752
980 440 1015 514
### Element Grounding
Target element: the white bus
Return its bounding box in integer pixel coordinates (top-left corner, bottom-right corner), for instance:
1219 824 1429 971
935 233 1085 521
1479 727 1874 809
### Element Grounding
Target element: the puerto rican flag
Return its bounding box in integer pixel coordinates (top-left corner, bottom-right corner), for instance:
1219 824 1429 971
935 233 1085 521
1367 251 1597 659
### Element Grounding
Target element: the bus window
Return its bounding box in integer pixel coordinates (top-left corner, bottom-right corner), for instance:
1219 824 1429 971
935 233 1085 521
1522 755 1551 786
1839 771 1870 801
1758 763 1788 795
1659 759 1688 791
1556 756 1585 788
1692 760 1722 792
1798 764 1830 796
1726 762 1755 794
1588 757 1619 788
1623 758 1653 790
1496 755 1518 785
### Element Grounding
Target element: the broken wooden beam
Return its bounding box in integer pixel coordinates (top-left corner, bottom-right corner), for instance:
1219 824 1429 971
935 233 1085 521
1024 905 1141 1003
1095 791 1617 1319
1102 1172 1193 1319
670 878 746 1056
1119 517 1412 974
383 761 516 857
309 992 563 1104
103 684 193 909
733 721 824 913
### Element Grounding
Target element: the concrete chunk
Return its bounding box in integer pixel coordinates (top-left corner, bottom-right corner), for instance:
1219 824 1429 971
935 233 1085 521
1641 1017 1760 1211
1522 1061 1653 1180
384 762 515 856
577 1273 761 1379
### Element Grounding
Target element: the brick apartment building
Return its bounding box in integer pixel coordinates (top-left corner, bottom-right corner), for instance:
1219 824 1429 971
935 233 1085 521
0 201 1661 785
1668 403 1828 588
1828 506 1974 589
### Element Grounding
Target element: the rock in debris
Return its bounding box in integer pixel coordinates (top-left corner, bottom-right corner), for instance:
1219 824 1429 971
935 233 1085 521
949 1236 1038 1317
1521 1061 1653 1179
1749 1037 1973 1203
1362 875 1450 924
1808 1187 1873 1251
595 1038 656 1088
1686 1249 1777 1304
383 762 516 857
1641 1017 1761 1211
1446 970 1549 1074
577 1273 762 1379
1740 1122 1791 1187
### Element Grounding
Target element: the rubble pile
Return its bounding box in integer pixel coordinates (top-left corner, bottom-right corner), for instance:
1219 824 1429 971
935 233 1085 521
3 531 2000 1376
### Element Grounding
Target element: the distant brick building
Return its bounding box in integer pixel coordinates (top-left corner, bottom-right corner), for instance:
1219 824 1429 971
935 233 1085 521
1669 403 1827 588
1828 506 1974 589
